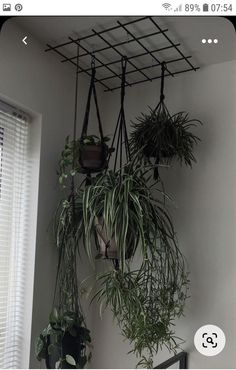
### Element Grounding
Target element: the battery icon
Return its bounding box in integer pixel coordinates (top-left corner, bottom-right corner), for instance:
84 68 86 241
203 3 209 11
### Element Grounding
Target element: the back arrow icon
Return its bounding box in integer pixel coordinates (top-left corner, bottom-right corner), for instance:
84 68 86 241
22 36 27 45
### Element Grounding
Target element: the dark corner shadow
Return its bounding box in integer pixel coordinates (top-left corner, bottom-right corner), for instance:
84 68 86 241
224 16 236 31
0 16 12 32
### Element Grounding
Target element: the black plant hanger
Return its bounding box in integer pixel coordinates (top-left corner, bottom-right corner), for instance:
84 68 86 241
79 57 109 176
152 61 173 179
108 56 131 173
154 61 171 115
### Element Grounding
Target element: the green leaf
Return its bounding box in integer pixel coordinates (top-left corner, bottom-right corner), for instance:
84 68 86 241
49 307 59 324
55 360 62 369
66 354 76 366
35 336 47 360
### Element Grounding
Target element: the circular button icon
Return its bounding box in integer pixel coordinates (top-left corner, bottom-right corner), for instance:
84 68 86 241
15 3 23 11
194 324 226 356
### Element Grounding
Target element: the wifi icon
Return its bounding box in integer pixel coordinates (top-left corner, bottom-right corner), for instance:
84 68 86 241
162 3 172 9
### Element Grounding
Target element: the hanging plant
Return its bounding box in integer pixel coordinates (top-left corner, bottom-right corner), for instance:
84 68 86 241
83 157 175 266
130 62 202 178
35 46 91 369
81 156 189 367
80 134 110 170
79 58 189 367
58 135 111 187
58 59 114 187
92 256 189 368
35 201 92 369
35 309 91 369
79 59 113 174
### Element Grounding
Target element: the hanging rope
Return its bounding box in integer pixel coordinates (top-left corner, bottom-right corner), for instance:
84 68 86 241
79 56 108 175
109 56 131 173
160 61 166 102
71 44 80 220
154 61 168 112
153 61 172 179
81 57 104 141
53 44 80 314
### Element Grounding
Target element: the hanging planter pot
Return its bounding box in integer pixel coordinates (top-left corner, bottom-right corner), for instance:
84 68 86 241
36 309 91 369
83 57 134 262
79 60 112 174
130 62 202 179
57 59 113 187
94 217 134 260
79 135 110 172
94 217 118 259
80 145 102 169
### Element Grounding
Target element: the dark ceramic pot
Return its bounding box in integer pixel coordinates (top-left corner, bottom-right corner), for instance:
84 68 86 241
45 331 81 369
95 217 133 260
80 144 103 170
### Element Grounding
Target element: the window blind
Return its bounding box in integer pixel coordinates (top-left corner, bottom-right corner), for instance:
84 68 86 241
0 105 30 369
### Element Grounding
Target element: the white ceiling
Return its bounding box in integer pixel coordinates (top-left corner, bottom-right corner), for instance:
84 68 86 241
15 16 236 90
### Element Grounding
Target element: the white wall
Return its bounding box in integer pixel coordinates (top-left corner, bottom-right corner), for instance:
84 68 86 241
1 17 236 370
0 19 98 368
90 60 236 368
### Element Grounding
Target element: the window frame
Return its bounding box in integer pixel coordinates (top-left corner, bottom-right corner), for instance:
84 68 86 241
0 99 41 368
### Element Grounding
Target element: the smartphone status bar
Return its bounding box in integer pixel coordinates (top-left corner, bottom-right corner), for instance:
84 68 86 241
0 0 235 16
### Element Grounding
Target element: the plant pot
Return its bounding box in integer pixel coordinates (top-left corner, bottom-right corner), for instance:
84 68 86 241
45 330 81 369
95 218 133 260
95 217 118 259
80 144 103 170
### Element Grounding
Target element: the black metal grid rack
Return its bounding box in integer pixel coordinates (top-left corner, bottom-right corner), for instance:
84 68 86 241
45 16 199 92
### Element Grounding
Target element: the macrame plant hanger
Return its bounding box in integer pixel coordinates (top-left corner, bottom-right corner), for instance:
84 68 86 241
152 61 172 180
107 56 131 271
52 45 81 331
79 56 107 180
108 56 131 175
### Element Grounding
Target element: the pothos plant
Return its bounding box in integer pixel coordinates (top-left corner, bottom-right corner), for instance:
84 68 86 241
35 193 91 369
58 135 112 187
35 308 91 369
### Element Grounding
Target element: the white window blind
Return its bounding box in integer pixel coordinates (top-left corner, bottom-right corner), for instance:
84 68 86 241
0 103 30 369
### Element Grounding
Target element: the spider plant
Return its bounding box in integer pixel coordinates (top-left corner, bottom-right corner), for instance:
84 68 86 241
80 153 189 366
82 156 175 271
130 102 202 178
84 233 189 368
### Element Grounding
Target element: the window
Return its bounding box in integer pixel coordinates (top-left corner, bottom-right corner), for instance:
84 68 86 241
0 126 3 198
0 102 31 368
